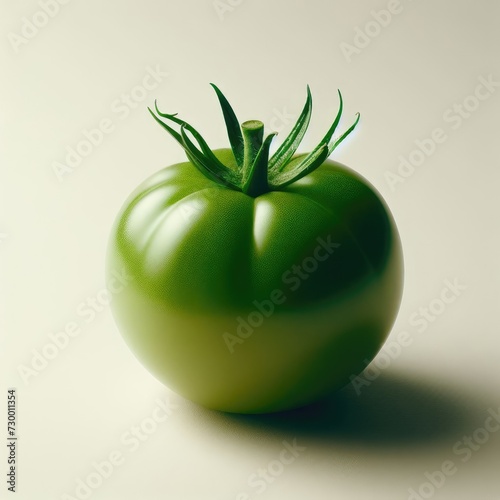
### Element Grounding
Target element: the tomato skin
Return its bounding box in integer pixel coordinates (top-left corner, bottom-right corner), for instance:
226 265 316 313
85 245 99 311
107 149 403 413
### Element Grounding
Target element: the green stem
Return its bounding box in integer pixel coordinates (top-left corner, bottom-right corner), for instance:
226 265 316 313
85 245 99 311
242 129 276 197
241 120 267 197
242 120 264 172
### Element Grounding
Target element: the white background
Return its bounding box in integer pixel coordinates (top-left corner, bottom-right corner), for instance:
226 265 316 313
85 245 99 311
1 0 500 499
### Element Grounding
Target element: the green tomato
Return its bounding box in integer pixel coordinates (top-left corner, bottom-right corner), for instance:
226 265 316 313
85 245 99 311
106 86 403 414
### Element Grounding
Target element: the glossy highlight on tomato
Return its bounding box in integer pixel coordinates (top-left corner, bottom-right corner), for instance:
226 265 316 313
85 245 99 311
106 85 404 414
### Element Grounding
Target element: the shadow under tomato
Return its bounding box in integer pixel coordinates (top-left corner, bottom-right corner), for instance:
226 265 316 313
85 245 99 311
207 372 482 448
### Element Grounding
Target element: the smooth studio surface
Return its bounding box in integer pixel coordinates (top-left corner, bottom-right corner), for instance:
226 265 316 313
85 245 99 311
2 1 500 499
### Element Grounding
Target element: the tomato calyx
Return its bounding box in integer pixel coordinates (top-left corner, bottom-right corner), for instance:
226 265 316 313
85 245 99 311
148 85 360 197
